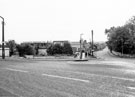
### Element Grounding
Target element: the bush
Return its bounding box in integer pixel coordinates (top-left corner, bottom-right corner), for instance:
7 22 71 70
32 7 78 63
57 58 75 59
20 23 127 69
47 45 54 55
47 42 73 55
63 42 73 55
6 40 17 56
16 44 35 57
53 44 63 54
47 44 63 55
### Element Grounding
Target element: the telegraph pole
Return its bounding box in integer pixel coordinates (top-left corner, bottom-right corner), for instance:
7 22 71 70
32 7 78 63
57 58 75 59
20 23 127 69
91 30 94 56
0 16 5 59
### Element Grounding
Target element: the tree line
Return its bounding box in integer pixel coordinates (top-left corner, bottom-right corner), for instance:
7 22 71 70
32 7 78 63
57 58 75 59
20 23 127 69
4 40 106 57
105 16 135 55
5 41 73 57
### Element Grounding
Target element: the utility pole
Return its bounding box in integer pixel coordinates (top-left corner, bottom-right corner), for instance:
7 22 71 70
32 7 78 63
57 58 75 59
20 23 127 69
0 16 5 59
121 38 123 57
80 35 81 51
91 30 94 56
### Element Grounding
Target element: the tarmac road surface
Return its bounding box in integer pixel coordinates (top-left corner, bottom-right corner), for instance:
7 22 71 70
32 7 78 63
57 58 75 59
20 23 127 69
0 57 135 97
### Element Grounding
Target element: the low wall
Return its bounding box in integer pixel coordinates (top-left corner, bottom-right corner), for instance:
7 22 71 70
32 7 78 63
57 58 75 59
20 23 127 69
0 48 10 57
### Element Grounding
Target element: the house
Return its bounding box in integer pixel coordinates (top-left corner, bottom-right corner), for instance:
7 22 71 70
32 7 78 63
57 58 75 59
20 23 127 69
0 48 10 57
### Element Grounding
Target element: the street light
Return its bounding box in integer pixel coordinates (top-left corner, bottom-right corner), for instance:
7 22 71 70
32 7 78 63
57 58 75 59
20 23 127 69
0 16 5 59
80 33 83 50
80 33 83 59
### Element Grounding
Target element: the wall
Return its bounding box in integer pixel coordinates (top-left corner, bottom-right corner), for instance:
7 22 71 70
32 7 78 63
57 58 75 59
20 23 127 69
38 48 47 56
0 48 10 57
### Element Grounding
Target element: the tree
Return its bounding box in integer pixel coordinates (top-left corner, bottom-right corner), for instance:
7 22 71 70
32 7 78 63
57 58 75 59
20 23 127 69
63 42 73 55
47 44 63 55
53 44 63 54
47 44 54 55
105 16 135 54
6 40 17 56
16 44 35 57
126 16 135 25
47 42 73 55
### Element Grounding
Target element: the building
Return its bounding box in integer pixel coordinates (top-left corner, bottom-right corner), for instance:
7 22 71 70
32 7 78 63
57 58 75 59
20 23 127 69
53 41 68 46
70 41 92 54
38 47 48 56
53 41 81 54
0 48 10 57
70 42 80 54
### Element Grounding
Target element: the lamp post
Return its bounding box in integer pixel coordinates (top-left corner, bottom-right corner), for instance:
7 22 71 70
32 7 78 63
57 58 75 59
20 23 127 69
80 33 83 59
0 16 5 59
80 33 83 51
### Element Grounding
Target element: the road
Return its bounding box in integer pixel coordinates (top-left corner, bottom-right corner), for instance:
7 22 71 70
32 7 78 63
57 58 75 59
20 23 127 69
95 47 135 64
0 50 135 97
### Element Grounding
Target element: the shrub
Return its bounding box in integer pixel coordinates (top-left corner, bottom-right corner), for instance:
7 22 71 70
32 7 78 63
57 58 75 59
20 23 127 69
16 44 35 57
47 42 73 55
63 42 73 55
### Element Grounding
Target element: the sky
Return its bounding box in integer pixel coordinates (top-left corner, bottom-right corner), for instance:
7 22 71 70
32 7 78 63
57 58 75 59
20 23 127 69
0 0 135 43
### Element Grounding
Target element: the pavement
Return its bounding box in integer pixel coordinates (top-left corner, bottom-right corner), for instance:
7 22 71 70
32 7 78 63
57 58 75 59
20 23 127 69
0 49 135 97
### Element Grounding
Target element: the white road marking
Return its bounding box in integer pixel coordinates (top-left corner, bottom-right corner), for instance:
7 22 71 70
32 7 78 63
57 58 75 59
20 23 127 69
125 69 135 74
75 71 135 81
4 67 135 82
108 76 135 81
4 68 90 83
5 68 28 73
128 87 135 90
70 71 135 81
42 73 90 83
44 68 135 82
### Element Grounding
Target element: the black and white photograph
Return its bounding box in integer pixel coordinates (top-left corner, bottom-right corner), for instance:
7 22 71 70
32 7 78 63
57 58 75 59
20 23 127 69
0 0 135 97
